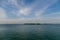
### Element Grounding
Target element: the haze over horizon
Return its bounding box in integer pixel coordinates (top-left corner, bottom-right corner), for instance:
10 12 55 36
0 0 60 24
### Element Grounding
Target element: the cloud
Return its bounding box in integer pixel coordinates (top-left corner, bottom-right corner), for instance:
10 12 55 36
0 7 7 19
40 19 60 23
41 11 60 19
34 0 58 17
0 18 40 24
7 0 20 7
0 0 60 23
40 11 60 23
17 0 58 17
17 7 31 16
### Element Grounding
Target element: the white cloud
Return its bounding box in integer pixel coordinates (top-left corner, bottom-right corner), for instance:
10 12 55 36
0 0 60 24
41 11 60 19
8 0 20 7
5 0 32 16
17 7 31 16
0 18 40 24
35 0 58 17
40 19 60 23
46 12 60 16
0 7 7 19
1 0 21 8
17 0 58 17
40 11 60 23
7 0 25 8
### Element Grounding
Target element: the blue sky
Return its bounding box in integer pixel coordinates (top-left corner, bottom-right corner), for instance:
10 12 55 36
0 0 60 23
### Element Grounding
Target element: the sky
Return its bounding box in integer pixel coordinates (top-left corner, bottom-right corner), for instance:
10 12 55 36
0 0 60 24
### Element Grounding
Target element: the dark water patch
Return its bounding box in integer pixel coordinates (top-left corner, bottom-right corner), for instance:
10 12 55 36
0 25 60 40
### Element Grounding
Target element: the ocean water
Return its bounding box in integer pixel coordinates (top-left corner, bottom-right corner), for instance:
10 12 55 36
0 24 60 40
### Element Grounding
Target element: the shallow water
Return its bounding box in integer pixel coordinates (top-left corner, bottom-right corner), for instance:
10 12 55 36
0 24 60 40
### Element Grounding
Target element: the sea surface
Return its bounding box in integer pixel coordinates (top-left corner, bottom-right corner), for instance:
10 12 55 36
0 24 60 40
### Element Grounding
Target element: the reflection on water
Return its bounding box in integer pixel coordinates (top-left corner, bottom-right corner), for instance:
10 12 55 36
0 24 60 40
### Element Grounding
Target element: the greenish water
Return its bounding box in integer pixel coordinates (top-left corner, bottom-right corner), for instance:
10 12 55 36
0 24 60 40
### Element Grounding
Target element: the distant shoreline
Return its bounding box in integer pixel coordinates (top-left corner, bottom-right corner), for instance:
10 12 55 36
0 23 59 25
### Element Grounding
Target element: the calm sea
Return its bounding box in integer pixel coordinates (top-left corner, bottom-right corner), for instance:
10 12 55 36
0 24 60 40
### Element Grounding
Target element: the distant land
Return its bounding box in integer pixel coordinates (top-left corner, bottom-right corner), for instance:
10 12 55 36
23 23 60 25
24 23 40 25
0 23 59 25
